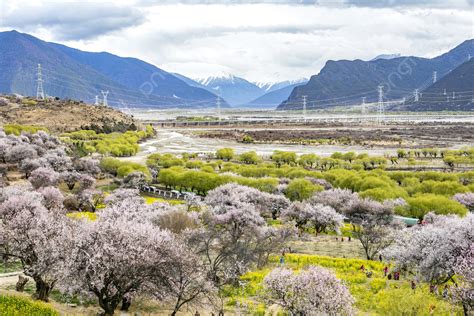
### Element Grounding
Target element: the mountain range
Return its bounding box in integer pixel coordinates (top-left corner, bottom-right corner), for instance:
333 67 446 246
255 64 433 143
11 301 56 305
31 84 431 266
193 74 307 107
278 39 474 111
1 30 472 112
395 58 474 111
0 30 223 108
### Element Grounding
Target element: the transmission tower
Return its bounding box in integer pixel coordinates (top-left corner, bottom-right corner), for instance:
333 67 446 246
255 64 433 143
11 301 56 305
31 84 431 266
361 97 367 114
36 64 45 100
414 89 419 102
94 95 100 106
216 96 221 121
432 71 437 83
377 85 384 124
101 90 109 106
302 95 307 121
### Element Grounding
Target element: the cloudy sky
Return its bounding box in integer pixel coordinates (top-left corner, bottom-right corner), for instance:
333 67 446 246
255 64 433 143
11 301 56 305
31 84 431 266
0 0 472 82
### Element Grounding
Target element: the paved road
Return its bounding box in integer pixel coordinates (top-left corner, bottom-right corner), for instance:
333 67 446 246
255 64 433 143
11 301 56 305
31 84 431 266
0 272 22 287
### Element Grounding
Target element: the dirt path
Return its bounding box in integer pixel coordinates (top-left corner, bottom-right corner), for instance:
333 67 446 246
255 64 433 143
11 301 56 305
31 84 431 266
0 272 21 287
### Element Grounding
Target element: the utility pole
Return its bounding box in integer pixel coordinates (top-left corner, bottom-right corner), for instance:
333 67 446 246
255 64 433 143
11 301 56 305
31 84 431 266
94 95 100 106
414 89 419 102
377 85 384 124
432 71 437 84
36 64 45 100
302 95 307 121
216 96 221 121
101 90 109 106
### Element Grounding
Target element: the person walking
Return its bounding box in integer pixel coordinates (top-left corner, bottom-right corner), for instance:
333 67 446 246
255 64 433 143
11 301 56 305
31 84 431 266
411 280 417 292
394 271 400 281
442 285 449 298
383 266 388 277
279 251 285 265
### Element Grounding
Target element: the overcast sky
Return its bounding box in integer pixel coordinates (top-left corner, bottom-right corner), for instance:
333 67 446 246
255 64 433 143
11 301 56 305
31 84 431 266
0 0 472 82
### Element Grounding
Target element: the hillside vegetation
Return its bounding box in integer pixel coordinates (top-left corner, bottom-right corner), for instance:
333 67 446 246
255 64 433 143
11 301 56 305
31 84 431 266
0 95 138 133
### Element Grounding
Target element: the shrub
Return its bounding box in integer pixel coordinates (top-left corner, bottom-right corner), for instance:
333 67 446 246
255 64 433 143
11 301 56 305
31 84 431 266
4 124 48 136
216 148 234 161
240 151 261 164
61 129 152 157
0 295 58 315
100 158 149 178
403 194 468 219
285 178 323 201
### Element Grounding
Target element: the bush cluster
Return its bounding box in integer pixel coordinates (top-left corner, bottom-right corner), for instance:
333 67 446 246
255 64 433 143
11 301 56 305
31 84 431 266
0 295 58 315
61 125 155 157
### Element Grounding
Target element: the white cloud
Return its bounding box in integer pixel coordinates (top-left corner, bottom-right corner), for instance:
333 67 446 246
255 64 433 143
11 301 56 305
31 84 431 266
0 0 472 81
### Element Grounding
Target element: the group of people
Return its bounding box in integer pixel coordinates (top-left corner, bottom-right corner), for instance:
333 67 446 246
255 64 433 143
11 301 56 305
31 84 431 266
359 264 401 280
335 236 352 242
359 265 450 298
383 266 401 280
429 284 450 298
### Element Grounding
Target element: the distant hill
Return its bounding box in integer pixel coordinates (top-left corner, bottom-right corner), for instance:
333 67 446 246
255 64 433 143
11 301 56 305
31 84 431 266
246 80 308 108
0 30 221 108
0 95 138 133
278 39 474 111
397 58 474 111
196 73 264 106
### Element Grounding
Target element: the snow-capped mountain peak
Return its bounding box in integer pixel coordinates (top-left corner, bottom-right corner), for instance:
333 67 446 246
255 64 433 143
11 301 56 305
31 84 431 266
196 72 238 86
254 78 308 93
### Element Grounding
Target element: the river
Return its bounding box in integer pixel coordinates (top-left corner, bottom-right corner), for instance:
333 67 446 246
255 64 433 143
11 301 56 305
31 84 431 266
123 129 398 163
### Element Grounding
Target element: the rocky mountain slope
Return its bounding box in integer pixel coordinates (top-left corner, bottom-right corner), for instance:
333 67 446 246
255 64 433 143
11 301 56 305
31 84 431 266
396 58 474 111
0 30 220 108
279 39 474 111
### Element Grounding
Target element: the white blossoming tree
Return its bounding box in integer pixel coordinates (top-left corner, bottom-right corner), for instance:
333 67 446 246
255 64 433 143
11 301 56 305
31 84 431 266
281 201 344 234
384 213 473 286
263 266 354 315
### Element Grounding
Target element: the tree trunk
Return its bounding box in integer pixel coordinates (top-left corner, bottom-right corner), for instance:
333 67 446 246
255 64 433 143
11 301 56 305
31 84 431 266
32 276 53 301
98 298 116 316
15 275 29 292
120 297 131 311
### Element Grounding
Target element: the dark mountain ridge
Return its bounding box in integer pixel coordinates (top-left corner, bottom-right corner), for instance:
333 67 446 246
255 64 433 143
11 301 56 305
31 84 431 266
278 40 474 111
397 58 474 111
0 30 223 108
